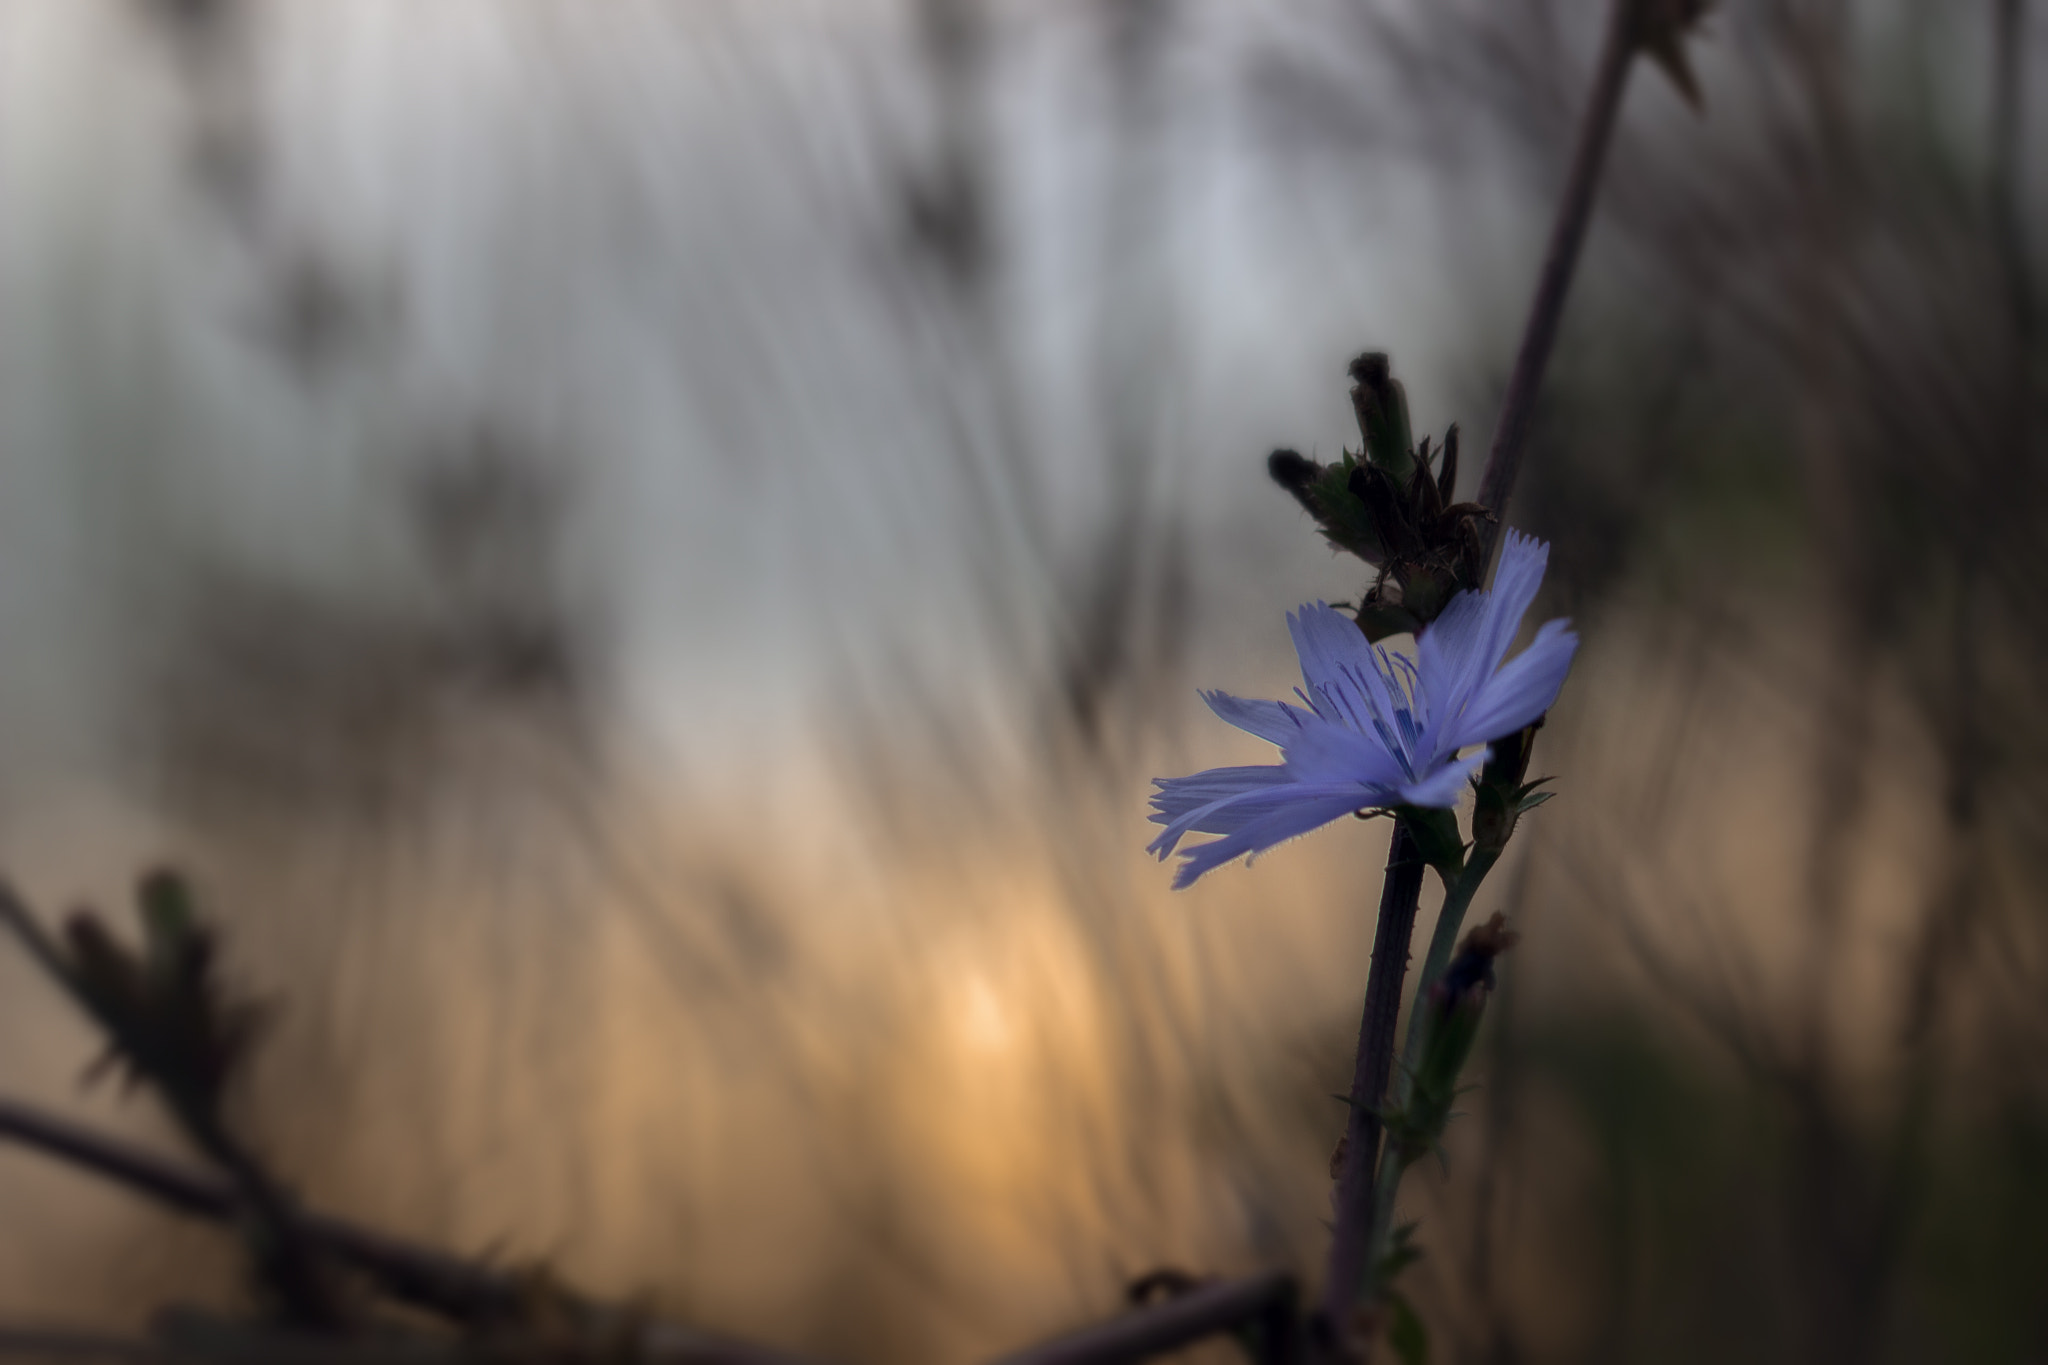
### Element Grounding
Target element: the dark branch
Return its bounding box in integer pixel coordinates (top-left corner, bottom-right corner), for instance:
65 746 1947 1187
1318 825 1425 1336
986 1273 1298 1365
1474 0 1642 535
0 1096 824 1365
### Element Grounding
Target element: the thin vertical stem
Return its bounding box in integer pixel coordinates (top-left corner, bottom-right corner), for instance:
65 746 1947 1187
1475 0 1641 535
1990 0 2034 406
1320 825 1426 1339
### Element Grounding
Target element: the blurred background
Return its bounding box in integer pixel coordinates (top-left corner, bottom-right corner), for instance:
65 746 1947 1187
0 0 2044 1361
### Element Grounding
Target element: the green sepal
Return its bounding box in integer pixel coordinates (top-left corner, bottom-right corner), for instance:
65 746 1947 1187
1435 423 1460 505
1349 463 1426 564
1355 599 1424 643
1267 448 1388 567
1397 806 1467 883
1374 1222 1425 1283
1470 728 1556 855
1349 353 1418 486
1470 780 1517 856
1392 563 1453 623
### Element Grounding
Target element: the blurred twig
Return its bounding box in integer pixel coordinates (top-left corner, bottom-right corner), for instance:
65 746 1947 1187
0 1096 828 1365
1473 0 1642 537
0 879 346 1328
1 1086 1293 1363
986 1273 1298 1365
0 1093 505 1327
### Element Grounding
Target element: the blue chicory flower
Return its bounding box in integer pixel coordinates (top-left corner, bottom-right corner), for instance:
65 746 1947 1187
1148 530 1577 888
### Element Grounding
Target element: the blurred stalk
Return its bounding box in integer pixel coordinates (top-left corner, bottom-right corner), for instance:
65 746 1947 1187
0 1093 833 1363
1900 0 2031 1056
1473 0 1640 539
1777 9 1898 1360
1886 0 2033 1351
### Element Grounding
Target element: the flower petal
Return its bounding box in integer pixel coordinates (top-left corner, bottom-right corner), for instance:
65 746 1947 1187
1165 788 1374 889
1149 776 1370 861
1288 602 1375 709
1394 747 1489 807
1444 617 1578 748
1149 769 1327 860
1419 530 1554 756
1278 711 1411 790
1201 690 1314 748
1488 530 1550 640
1149 764 1294 831
1416 587 1491 734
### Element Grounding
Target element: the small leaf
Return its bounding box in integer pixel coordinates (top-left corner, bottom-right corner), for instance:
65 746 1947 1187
1385 1295 1430 1365
1435 424 1459 504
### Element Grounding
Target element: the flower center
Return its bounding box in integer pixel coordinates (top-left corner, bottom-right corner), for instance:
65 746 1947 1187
1306 646 1429 783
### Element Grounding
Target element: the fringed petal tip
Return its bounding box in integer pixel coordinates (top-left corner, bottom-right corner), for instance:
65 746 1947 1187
1157 788 1374 889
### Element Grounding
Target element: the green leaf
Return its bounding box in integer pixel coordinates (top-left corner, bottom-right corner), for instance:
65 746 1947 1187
1385 1292 1431 1365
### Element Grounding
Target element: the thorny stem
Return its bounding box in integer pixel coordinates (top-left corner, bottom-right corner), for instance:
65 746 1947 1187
1474 0 1641 539
1882 0 2034 1338
1320 825 1426 1338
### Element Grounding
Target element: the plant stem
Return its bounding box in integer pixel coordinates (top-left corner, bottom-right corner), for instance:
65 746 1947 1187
989 1273 1300 1365
1319 823 1426 1339
1474 0 1641 535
